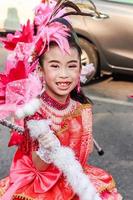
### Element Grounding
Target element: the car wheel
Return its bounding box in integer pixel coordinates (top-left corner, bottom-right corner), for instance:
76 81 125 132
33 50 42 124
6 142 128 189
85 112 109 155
78 37 99 83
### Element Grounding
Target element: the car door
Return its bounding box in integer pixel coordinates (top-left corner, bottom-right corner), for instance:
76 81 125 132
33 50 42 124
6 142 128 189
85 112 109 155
93 0 133 72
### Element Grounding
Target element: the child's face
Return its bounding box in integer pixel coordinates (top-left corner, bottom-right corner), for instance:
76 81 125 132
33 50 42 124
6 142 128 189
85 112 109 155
41 45 81 102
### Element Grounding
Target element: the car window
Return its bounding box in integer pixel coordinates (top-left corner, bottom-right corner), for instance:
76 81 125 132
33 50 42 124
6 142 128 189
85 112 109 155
106 0 133 4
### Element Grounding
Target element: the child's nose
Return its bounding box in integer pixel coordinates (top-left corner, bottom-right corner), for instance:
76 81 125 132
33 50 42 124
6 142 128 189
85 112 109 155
59 68 68 78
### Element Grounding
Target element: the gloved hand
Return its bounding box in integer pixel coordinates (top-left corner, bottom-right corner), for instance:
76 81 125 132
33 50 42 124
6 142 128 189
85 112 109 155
38 132 60 151
27 119 60 163
27 119 52 138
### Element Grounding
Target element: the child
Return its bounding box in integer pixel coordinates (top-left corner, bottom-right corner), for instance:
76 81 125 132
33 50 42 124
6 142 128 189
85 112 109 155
0 1 122 199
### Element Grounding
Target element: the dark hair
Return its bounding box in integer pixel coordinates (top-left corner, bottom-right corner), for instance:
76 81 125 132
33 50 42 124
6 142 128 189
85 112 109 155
38 22 92 105
39 31 82 66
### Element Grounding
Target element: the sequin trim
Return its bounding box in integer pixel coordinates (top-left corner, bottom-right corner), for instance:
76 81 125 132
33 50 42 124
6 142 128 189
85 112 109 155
13 193 34 200
13 193 75 200
41 97 77 132
98 178 116 194
56 124 68 136
63 104 91 120
0 188 5 196
56 104 91 135
83 166 116 194
41 98 77 117
41 92 70 110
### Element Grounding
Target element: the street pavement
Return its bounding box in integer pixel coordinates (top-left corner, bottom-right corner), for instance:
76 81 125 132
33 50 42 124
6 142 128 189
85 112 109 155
90 100 132 200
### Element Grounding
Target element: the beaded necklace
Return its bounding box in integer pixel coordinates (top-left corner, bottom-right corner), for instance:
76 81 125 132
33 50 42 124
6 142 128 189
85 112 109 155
41 92 77 131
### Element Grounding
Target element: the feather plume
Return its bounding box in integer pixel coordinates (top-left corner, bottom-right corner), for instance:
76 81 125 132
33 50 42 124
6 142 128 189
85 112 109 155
49 0 101 20
51 0 81 19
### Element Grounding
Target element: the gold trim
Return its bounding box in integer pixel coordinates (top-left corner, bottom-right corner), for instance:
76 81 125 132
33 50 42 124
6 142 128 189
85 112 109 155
56 124 68 136
98 178 116 193
57 103 91 136
0 179 116 199
0 187 5 197
63 104 91 120
13 193 76 200
83 167 116 194
13 193 35 200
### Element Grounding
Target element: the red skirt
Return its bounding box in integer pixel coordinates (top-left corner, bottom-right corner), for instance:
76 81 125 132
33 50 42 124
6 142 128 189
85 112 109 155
0 156 122 200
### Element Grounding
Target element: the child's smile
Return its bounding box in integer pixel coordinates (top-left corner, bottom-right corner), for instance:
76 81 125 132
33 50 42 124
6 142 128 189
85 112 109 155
56 81 71 89
41 45 81 103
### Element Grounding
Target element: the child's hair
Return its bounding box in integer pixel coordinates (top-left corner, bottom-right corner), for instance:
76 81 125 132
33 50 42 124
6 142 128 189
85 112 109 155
38 21 92 105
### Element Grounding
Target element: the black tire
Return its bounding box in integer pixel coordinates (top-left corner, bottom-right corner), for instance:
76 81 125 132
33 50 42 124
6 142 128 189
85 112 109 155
78 37 99 83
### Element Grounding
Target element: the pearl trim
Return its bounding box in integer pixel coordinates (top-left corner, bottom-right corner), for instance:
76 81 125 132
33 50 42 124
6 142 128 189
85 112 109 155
41 97 77 131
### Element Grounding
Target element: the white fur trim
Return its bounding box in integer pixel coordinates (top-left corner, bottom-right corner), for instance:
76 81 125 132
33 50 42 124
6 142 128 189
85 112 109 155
27 119 51 138
15 98 41 119
51 147 101 200
27 119 101 200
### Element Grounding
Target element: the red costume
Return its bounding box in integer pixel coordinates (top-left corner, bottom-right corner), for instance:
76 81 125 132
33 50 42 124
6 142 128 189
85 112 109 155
0 92 122 200
0 1 123 199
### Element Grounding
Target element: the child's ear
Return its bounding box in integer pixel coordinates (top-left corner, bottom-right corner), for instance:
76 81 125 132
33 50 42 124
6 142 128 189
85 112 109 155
37 65 44 78
37 64 43 72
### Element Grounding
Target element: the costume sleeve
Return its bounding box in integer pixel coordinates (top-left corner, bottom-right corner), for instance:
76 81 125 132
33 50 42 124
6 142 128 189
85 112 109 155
79 105 94 166
8 118 25 147
8 110 44 151
20 111 45 155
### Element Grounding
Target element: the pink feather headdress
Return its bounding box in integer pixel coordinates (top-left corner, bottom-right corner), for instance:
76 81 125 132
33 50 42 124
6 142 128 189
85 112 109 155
0 0 70 118
0 0 100 119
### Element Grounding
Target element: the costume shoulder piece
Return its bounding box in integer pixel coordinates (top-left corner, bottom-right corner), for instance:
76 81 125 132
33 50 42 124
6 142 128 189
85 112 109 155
63 102 92 120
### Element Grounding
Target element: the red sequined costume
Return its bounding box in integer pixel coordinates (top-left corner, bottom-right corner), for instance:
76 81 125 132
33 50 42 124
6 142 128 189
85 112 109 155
0 92 122 200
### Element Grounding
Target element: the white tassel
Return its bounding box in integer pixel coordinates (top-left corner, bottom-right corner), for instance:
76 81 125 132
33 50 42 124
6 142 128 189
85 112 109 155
27 120 101 200
15 98 41 119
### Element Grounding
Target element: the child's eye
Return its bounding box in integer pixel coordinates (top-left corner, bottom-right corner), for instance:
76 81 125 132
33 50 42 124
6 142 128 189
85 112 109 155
68 65 77 68
50 65 59 68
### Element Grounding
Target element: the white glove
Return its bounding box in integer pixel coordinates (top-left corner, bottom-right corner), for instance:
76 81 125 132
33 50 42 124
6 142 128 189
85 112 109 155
37 130 60 151
27 119 52 138
27 119 60 163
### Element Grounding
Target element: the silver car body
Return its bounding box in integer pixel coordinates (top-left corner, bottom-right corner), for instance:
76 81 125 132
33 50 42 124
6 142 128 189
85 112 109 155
70 0 133 74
